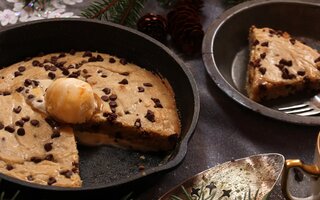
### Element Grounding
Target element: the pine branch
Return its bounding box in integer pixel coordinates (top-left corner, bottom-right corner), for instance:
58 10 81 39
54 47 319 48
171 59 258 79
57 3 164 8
82 0 147 28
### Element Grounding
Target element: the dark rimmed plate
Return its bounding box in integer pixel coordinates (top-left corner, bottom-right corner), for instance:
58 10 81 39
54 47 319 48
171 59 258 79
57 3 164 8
0 18 200 190
202 0 320 126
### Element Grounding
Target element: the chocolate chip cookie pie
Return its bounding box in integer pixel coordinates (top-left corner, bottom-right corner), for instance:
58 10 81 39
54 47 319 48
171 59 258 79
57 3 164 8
246 26 320 102
0 51 180 187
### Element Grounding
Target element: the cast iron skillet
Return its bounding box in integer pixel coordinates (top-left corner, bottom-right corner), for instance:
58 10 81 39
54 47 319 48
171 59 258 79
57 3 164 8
0 19 200 191
203 0 320 126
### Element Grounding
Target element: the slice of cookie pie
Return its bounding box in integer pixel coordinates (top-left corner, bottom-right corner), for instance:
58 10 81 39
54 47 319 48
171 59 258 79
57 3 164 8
246 26 320 102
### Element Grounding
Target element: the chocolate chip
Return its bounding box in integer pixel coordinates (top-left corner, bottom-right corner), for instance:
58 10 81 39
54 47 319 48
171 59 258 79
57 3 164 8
15 120 24 127
109 57 116 63
82 69 88 74
14 71 22 77
138 87 145 92
51 128 61 139
88 56 97 62
109 94 117 101
27 175 34 181
22 116 30 122
279 59 293 66
97 70 103 73
6 164 13 171
101 74 107 78
125 111 130 114
44 65 51 71
101 95 109 102
102 88 111 95
315 57 320 63
68 71 80 78
27 94 35 99
15 86 24 93
0 122 3 130
24 79 32 87
2 91 11 96
297 71 306 76
18 66 26 72
145 110 155 122
259 67 266 75
47 177 56 185
17 128 25 136
96 55 104 61
290 38 296 45
143 83 153 87
60 170 73 178
151 98 163 108
120 72 130 76
44 143 53 152
69 49 76 55
30 120 40 127
4 125 15 133
51 56 58 63
31 157 42 163
62 68 70 76
119 79 128 84
282 68 296 79
59 52 66 58
37 99 43 103
134 118 141 128
261 42 269 47
44 154 54 161
32 60 40 67
13 106 22 114
111 107 116 113
260 52 266 59
48 72 56 79
104 112 117 122
32 80 39 87
83 51 92 57
109 101 117 108
49 66 57 72
120 58 127 65
252 40 259 46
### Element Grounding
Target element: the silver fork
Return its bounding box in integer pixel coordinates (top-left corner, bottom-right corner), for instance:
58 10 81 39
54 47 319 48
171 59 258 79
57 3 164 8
278 94 320 116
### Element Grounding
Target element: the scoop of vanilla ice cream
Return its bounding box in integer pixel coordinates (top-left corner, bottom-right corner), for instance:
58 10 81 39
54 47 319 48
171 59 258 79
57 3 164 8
45 78 96 124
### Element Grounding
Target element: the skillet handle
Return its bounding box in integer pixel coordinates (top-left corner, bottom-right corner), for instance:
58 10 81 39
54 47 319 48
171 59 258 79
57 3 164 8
282 159 320 200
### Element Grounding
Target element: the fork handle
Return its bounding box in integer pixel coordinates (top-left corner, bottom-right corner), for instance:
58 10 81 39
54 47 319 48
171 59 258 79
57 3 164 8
282 159 320 200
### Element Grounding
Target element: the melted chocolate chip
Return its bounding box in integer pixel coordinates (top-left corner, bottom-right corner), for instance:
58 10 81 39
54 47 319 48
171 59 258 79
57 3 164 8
252 40 259 46
17 128 25 136
261 42 269 47
120 58 127 65
24 79 32 87
83 51 92 57
279 59 293 66
13 106 22 114
151 98 163 108
27 94 35 99
60 170 73 178
44 154 54 161
143 83 153 87
6 164 13 171
4 125 15 133
109 94 117 101
109 101 117 108
145 110 155 122
102 88 111 95
59 52 66 58
88 56 97 62
297 71 306 76
96 55 104 61
134 118 141 128
2 91 11 96
14 71 22 77
109 57 116 63
51 128 61 139
31 157 42 163
138 87 145 92
260 52 266 59
101 95 109 102
32 60 40 67
259 67 266 75
15 86 24 93
104 112 117 122
48 72 56 79
32 80 39 87
44 143 53 152
22 116 30 122
62 68 70 76
18 66 26 72
30 119 40 127
15 120 24 127
120 72 130 76
47 177 57 185
101 74 107 78
118 79 128 84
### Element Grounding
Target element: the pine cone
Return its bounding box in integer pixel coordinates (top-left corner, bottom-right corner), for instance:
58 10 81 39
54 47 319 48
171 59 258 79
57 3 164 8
137 13 167 43
167 0 204 55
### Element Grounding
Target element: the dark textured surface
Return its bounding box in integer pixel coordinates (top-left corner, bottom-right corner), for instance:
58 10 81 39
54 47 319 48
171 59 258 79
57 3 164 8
0 1 319 200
